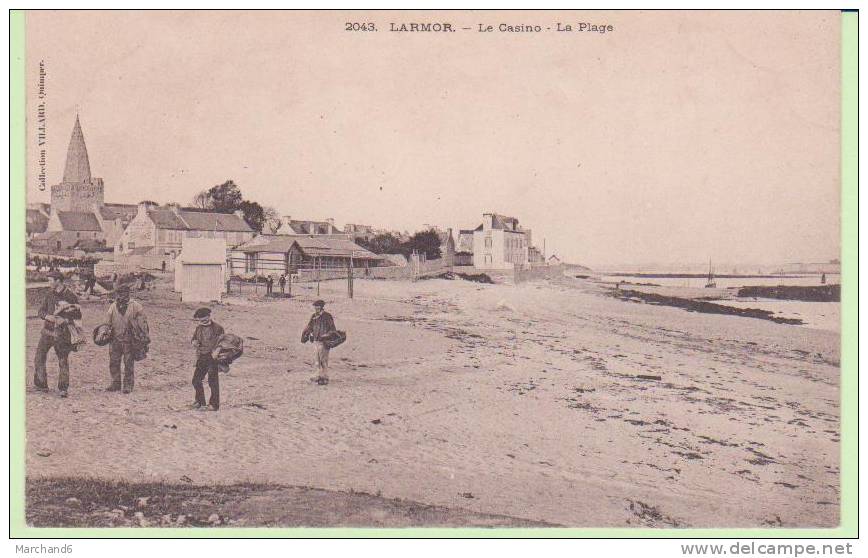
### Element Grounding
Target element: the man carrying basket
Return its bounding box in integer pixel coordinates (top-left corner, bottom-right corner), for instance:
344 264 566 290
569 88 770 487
101 285 150 393
301 300 345 386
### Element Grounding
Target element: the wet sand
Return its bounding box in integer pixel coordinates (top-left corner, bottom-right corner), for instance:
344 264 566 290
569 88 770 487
25 275 840 527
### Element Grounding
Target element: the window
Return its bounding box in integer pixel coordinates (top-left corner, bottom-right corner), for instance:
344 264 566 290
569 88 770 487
484 236 492 248
245 253 257 273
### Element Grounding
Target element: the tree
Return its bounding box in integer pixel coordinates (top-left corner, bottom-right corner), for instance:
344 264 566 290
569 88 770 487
355 232 404 255
238 200 267 233
192 190 210 209
207 180 244 212
263 206 282 234
401 230 442 260
193 180 244 212
189 179 277 232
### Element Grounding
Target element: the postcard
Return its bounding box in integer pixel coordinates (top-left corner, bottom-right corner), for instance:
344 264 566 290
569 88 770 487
12 9 855 536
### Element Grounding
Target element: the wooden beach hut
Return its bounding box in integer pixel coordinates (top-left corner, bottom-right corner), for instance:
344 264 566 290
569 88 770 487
176 237 227 302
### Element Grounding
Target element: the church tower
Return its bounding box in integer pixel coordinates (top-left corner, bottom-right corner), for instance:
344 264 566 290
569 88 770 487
50 114 104 212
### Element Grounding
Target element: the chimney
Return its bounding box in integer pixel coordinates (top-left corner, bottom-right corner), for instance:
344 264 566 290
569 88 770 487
325 217 335 226
482 213 494 230
137 201 155 215
165 202 181 215
281 215 293 234
234 209 245 220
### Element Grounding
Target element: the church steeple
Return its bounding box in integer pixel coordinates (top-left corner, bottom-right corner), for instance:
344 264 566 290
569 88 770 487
62 114 91 184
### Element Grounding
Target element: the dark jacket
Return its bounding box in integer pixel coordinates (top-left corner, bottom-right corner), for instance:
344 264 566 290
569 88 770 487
302 311 336 343
38 286 81 340
192 321 225 356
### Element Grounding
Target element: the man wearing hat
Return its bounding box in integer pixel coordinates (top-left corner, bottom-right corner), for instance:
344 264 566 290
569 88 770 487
301 300 337 385
104 284 149 393
33 271 81 397
190 307 224 410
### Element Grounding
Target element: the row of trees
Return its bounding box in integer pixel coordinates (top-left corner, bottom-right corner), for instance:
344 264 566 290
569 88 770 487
193 179 443 259
354 230 442 260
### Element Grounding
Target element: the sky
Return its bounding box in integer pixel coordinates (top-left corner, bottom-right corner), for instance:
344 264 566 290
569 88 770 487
25 10 841 268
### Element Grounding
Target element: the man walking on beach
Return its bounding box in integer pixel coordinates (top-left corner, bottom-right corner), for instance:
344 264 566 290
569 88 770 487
191 307 224 410
301 300 337 385
105 285 150 393
34 271 81 397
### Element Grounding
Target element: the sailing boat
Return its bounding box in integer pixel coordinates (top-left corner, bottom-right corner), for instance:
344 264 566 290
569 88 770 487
705 259 717 288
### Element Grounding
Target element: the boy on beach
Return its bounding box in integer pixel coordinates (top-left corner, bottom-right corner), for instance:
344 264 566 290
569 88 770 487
190 307 224 411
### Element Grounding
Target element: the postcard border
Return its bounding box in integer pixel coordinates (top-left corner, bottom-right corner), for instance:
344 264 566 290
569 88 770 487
8 9 858 539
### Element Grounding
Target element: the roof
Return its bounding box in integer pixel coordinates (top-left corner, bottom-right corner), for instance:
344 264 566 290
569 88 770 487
99 203 138 222
235 235 296 253
234 235 380 260
293 236 380 259
62 115 92 184
56 211 102 231
147 207 253 232
26 209 49 234
179 237 227 264
285 220 340 235
178 210 253 232
148 208 188 229
476 213 521 232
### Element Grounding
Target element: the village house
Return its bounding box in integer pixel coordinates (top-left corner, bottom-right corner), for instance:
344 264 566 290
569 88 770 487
276 216 344 236
470 213 530 270
528 245 545 263
115 202 255 261
344 223 376 240
41 210 103 251
229 235 381 277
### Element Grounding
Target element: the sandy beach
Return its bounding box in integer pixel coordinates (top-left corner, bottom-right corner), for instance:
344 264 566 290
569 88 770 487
25 274 840 528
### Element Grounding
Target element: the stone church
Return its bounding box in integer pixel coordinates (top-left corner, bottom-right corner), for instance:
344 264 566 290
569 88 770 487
28 115 254 259
29 115 137 252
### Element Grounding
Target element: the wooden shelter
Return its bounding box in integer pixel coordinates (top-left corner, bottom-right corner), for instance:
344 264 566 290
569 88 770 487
176 237 227 302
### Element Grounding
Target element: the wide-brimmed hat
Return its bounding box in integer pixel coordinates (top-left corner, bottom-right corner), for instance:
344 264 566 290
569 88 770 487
312 300 325 308
115 284 131 296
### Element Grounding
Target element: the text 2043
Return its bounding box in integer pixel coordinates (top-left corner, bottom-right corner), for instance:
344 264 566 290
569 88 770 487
346 22 377 31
